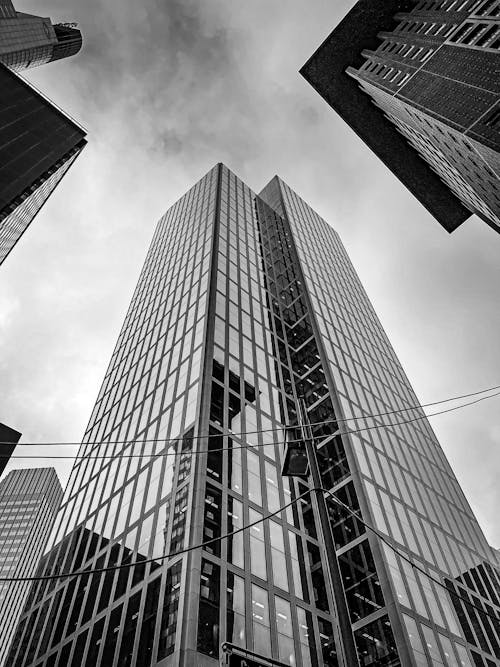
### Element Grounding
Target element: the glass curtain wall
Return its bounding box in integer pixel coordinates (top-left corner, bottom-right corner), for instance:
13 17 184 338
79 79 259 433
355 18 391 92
7 165 218 667
8 164 500 667
273 176 500 667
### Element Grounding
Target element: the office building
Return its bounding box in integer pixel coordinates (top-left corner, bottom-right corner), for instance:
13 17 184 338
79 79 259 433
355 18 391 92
301 0 500 233
0 468 62 667
0 0 82 71
0 63 86 266
8 164 500 666
0 423 22 477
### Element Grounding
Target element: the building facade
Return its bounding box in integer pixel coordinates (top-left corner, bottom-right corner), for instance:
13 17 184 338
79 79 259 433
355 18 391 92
0 468 63 667
0 63 86 266
0 0 82 72
7 164 500 667
301 0 500 234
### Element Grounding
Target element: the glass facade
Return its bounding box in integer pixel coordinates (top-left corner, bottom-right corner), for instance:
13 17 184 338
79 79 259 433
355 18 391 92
0 468 62 667
0 63 86 266
346 0 500 231
8 164 500 667
0 151 81 265
0 0 82 71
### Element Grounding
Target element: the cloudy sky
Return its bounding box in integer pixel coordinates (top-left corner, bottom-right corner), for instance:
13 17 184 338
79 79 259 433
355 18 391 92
1 0 500 547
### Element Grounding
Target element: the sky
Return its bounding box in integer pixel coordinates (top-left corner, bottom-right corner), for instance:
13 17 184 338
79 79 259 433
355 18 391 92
1 0 500 547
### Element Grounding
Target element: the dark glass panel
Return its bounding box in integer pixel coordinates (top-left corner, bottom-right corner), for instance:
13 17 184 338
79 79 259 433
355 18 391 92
136 576 161 667
354 616 400 666
327 481 365 549
101 604 123 666
86 617 105 664
203 484 222 557
70 630 88 667
81 569 101 625
52 579 76 645
57 643 72 667
300 491 317 539
66 572 91 638
116 591 141 667
25 599 49 665
318 618 339 667
157 562 182 659
197 559 221 657
339 540 385 623
308 543 329 612
37 588 64 660
207 426 223 483
318 435 350 489
209 381 224 427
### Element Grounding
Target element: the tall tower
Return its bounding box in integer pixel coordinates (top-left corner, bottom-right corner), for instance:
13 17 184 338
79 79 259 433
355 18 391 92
7 164 500 667
0 63 86 266
0 0 82 72
0 468 62 667
301 0 500 234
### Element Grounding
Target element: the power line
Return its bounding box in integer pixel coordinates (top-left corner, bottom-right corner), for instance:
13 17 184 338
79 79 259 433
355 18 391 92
322 488 500 626
1 485 498 632
0 489 312 583
2 381 499 449
1 388 499 460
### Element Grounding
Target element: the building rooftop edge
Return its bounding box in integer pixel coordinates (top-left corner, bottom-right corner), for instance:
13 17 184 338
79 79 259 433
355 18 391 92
0 423 22 442
0 63 87 136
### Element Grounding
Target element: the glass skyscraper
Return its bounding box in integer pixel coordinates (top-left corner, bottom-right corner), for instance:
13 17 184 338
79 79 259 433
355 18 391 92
8 164 500 666
0 468 62 667
301 0 500 234
0 63 86 266
0 0 82 72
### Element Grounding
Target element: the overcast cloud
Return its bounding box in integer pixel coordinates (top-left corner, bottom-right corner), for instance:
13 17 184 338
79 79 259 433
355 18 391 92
1 0 500 547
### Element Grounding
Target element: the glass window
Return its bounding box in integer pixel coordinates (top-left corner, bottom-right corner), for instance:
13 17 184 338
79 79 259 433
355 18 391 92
275 596 295 665
251 584 270 655
247 451 262 506
403 615 428 667
228 497 244 569
269 521 288 591
137 577 161 667
354 616 399 667
422 625 444 664
265 461 280 512
297 607 316 667
117 592 141 667
198 560 220 658
227 572 245 647
454 643 473 667
249 509 267 581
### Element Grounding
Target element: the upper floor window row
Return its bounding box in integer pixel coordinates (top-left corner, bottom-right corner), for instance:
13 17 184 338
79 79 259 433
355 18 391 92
448 19 500 47
415 0 483 11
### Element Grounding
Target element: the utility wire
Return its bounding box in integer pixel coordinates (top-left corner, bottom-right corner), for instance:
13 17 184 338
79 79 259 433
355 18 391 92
322 488 500 626
0 489 311 583
1 485 498 631
1 388 499 460
1 381 499 449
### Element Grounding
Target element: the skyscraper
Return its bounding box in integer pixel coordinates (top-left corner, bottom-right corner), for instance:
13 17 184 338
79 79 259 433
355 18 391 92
8 164 500 666
0 468 62 667
0 63 86 266
0 423 21 477
0 0 82 72
300 0 500 234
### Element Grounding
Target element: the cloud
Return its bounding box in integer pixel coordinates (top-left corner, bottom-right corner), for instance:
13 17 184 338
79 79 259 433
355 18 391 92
4 0 500 552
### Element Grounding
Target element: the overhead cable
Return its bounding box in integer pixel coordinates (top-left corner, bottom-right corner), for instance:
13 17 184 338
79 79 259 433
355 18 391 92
1 388 499 459
1 380 499 448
